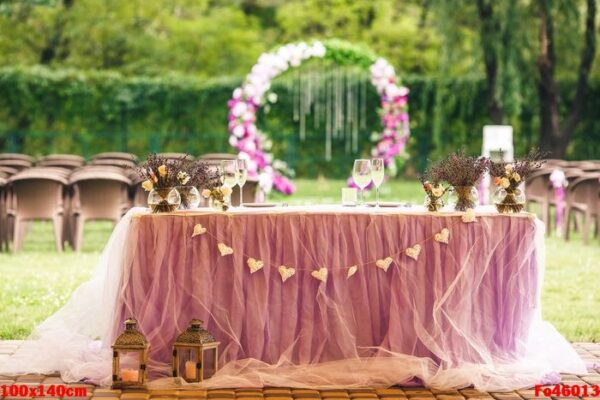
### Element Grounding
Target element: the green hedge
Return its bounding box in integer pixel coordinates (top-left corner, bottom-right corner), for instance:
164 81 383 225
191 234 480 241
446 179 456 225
0 66 599 178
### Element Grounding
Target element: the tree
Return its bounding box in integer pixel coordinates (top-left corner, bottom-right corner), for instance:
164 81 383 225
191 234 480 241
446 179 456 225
536 0 597 157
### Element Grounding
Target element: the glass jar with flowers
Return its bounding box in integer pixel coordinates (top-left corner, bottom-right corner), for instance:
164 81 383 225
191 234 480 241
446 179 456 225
201 186 233 212
429 150 488 212
178 160 219 210
138 154 185 213
489 149 546 214
420 176 446 212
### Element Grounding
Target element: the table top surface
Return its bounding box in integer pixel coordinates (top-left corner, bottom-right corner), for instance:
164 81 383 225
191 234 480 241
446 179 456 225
133 204 537 219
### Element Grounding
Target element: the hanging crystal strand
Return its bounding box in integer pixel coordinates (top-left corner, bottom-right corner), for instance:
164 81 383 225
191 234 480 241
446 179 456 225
360 75 367 129
352 71 358 153
314 68 320 129
293 69 300 122
325 66 332 159
300 70 306 141
346 69 352 154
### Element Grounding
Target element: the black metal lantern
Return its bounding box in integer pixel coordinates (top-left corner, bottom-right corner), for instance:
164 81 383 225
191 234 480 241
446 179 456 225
172 319 220 382
111 318 149 390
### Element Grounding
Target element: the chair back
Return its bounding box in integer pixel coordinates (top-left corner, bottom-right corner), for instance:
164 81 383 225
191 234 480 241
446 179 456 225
156 153 194 161
8 178 66 219
0 153 35 163
198 153 237 161
37 155 85 169
89 158 137 169
567 174 600 213
525 170 552 200
92 152 138 162
0 159 33 170
71 178 132 220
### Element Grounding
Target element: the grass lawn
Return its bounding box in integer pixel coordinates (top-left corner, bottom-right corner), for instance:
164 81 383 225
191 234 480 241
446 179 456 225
0 178 598 341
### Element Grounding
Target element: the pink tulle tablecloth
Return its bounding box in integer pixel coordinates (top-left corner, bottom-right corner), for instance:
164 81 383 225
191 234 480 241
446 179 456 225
103 206 584 389
1 206 586 390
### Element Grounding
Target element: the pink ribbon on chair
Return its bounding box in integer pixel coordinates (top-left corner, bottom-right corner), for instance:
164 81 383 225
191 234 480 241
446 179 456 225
549 169 567 236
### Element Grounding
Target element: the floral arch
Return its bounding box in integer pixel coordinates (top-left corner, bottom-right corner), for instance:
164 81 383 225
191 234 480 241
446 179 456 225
227 39 410 194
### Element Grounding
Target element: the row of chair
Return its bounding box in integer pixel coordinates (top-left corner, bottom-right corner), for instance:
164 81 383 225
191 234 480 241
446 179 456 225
0 152 259 252
526 160 600 244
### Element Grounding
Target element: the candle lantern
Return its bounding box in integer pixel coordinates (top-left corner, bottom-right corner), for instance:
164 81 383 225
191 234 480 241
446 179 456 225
172 319 220 382
111 318 149 390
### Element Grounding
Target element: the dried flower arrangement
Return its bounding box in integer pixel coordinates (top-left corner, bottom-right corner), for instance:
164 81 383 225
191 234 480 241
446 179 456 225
428 150 488 211
489 148 546 213
137 154 217 211
419 173 447 212
201 187 233 212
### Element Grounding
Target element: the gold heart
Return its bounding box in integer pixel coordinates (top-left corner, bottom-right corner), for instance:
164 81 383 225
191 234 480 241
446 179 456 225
217 242 233 256
461 209 477 223
278 265 296 282
311 267 328 283
434 228 450 244
405 244 421 261
347 265 358 278
247 258 264 273
375 257 393 272
192 224 207 237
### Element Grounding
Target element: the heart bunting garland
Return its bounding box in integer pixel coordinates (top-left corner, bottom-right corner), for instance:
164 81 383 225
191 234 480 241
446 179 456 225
247 258 264 273
192 224 207 237
311 268 328 283
278 265 296 282
375 257 393 272
218 243 233 256
405 244 421 261
347 265 358 278
461 209 477 223
434 228 450 244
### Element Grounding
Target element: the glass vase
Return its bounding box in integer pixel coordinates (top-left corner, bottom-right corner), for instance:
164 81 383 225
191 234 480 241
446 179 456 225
209 196 229 212
448 186 479 212
424 195 444 212
493 187 525 213
178 186 201 210
148 187 181 213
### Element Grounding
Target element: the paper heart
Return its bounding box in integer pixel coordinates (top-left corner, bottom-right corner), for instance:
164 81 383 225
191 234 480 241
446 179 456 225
311 268 328 283
278 265 296 282
347 265 358 278
247 258 264 273
375 257 393 272
461 209 477 223
434 228 450 244
405 244 421 261
192 224 207 237
217 242 233 256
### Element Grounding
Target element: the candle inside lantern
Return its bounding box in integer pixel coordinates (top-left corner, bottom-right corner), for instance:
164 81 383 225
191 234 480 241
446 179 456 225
185 361 197 380
121 368 139 382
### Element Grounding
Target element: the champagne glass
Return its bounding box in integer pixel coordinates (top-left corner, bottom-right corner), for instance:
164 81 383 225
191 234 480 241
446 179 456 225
371 158 384 207
352 159 372 205
220 160 237 188
236 158 248 206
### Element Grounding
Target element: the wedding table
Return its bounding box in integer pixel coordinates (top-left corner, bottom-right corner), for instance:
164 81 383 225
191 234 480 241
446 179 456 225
1 205 586 390
102 205 583 389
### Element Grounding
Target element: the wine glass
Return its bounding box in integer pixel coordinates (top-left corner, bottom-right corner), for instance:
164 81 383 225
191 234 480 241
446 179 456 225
220 160 237 188
352 159 372 205
371 158 384 207
236 159 248 206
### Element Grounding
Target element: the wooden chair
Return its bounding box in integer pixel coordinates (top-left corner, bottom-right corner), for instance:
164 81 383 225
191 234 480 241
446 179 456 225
563 173 600 244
